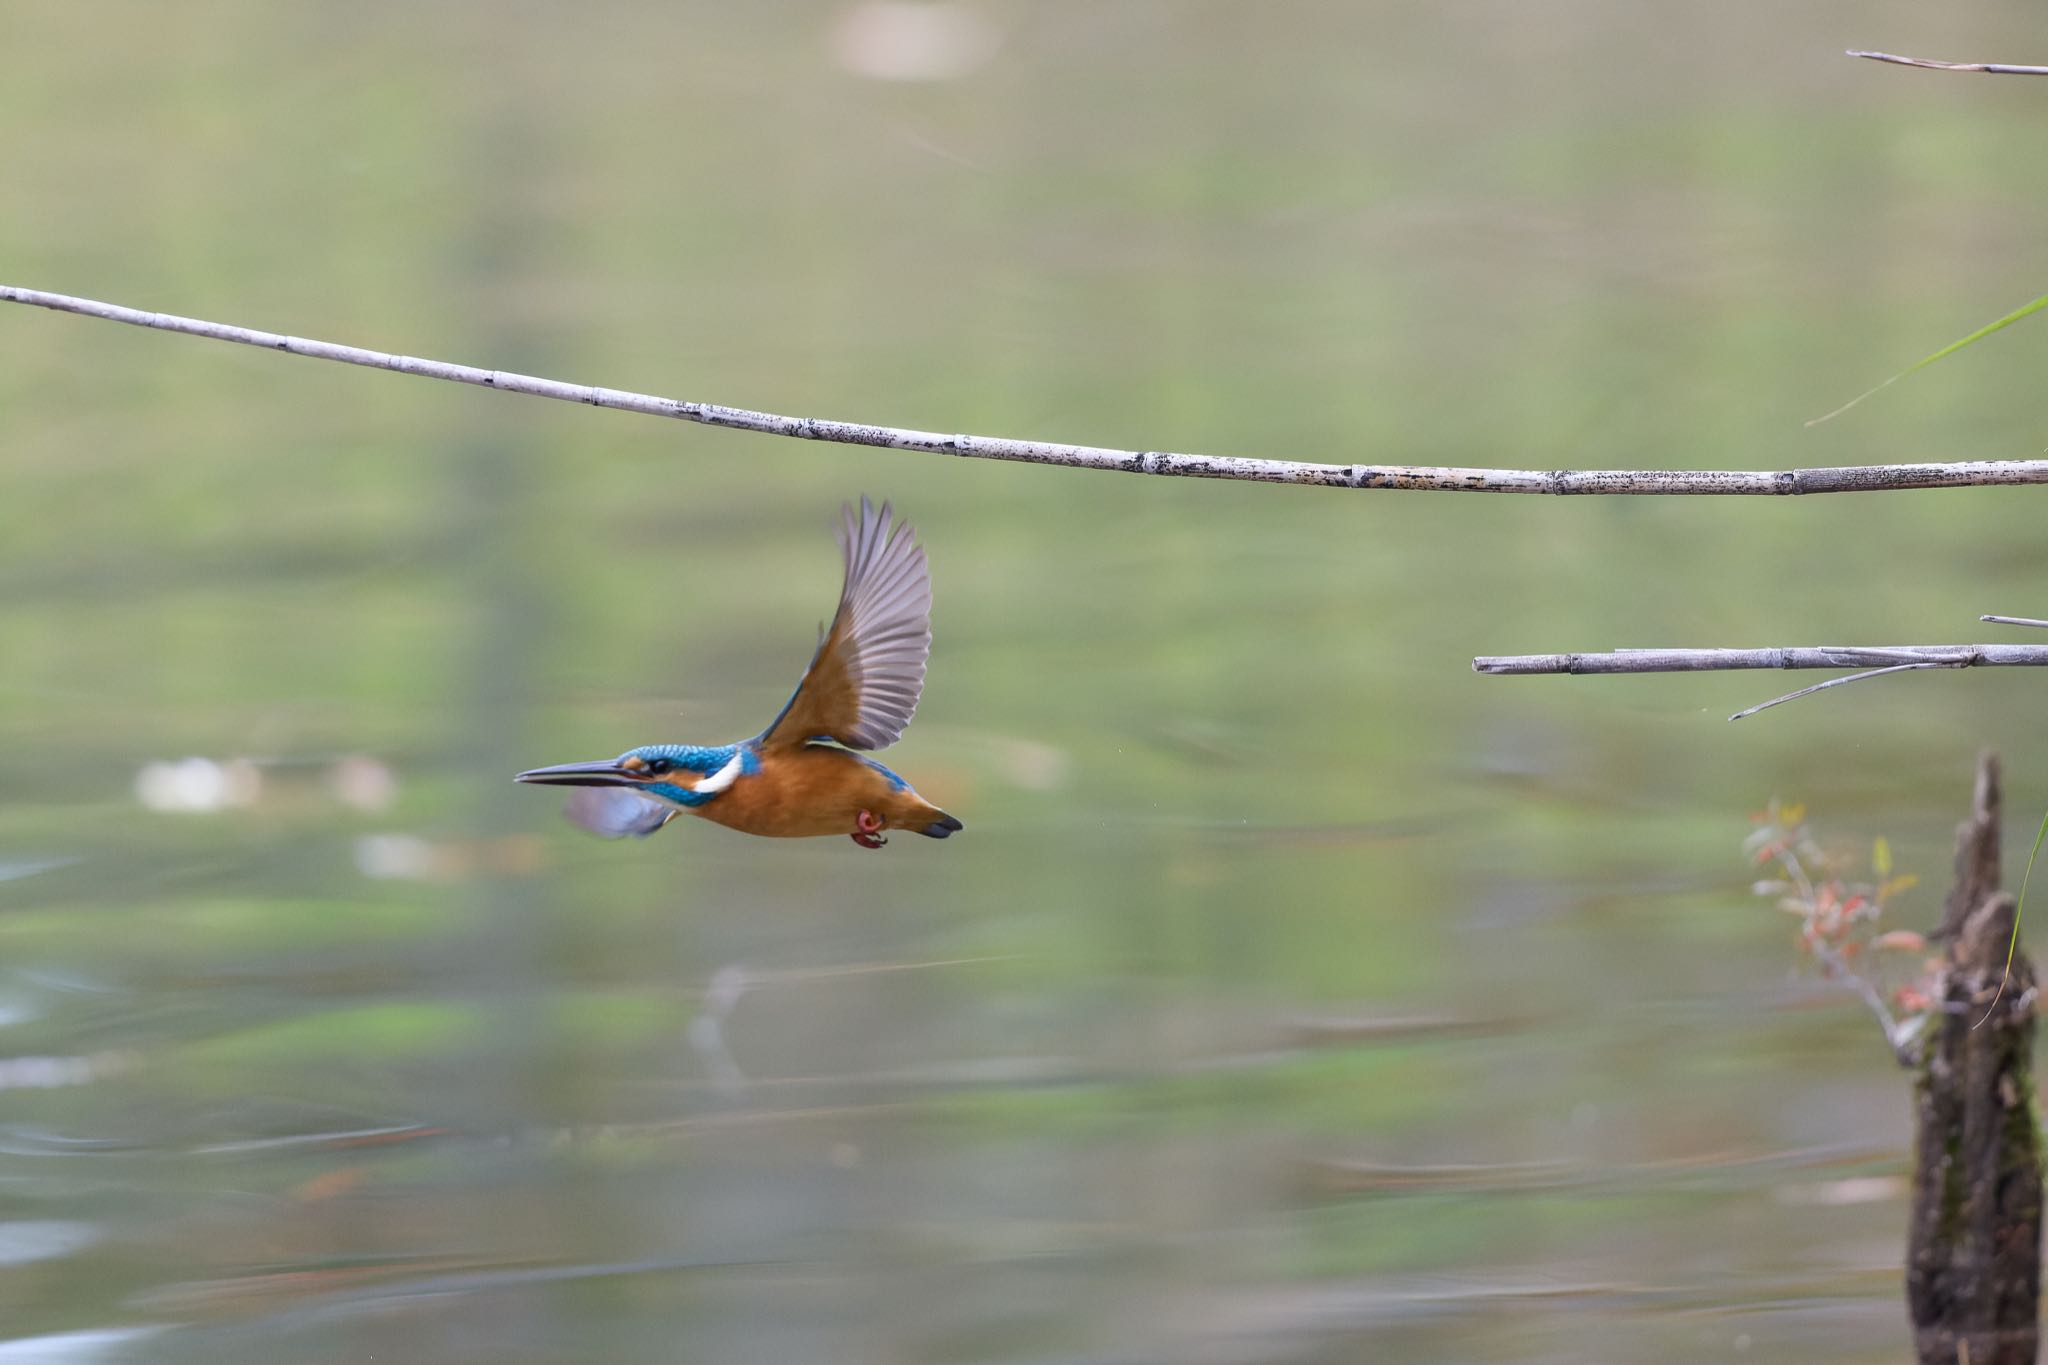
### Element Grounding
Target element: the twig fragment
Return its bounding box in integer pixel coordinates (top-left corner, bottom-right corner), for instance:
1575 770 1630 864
1728 662 1947 722
1849 50 2048 76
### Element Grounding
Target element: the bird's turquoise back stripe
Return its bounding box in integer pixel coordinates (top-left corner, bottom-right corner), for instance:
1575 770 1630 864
857 755 910 792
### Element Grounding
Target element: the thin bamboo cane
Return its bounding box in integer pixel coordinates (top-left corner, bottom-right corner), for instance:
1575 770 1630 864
1473 645 2048 676
1475 627 2048 721
7 285 2048 496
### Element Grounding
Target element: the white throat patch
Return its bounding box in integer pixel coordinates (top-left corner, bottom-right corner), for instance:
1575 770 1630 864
692 751 747 796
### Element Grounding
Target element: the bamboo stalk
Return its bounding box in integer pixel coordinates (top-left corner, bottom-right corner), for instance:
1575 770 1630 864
1473 645 2048 676
1474 641 2048 720
7 285 2048 496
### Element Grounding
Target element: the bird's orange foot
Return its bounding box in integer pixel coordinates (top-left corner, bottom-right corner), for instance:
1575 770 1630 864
851 809 887 849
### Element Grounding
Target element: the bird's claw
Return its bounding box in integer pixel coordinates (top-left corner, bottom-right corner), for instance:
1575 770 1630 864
851 810 887 849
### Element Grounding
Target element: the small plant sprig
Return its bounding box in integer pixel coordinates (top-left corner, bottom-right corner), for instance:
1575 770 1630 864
1746 799 1936 1064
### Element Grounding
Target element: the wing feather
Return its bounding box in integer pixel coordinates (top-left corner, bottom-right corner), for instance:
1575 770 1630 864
564 788 677 839
759 498 933 752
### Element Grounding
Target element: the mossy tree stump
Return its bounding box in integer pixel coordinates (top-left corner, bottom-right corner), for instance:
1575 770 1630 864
1907 753 2042 1365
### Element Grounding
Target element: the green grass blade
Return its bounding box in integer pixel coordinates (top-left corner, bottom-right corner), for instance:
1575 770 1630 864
1809 291 2048 426
1976 802 2048 1027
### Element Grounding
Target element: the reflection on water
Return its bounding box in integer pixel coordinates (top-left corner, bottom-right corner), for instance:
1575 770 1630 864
5 2 2048 1362
0 1329 166 1364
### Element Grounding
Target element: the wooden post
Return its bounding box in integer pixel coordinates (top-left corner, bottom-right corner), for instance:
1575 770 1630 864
1907 753 2042 1364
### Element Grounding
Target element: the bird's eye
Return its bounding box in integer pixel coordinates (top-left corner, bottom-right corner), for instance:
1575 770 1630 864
641 757 672 778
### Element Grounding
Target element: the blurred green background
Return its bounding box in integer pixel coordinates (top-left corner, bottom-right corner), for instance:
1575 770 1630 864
3 2 2047 1361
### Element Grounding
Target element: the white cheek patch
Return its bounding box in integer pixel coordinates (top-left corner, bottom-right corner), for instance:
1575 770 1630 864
692 751 747 796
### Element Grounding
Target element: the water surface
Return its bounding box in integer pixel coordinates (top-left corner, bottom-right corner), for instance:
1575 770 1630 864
4 3 2046 1360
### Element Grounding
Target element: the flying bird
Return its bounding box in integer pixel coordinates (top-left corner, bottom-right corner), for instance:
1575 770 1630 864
516 498 962 850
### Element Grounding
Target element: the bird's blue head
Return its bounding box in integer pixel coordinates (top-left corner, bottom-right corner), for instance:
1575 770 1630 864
515 743 752 809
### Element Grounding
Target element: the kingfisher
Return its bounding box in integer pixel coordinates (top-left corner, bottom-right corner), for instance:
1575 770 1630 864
515 498 961 850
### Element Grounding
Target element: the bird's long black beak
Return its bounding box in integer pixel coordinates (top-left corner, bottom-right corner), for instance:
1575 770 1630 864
514 759 640 788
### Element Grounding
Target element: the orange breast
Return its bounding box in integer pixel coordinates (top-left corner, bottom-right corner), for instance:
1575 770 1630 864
691 746 909 838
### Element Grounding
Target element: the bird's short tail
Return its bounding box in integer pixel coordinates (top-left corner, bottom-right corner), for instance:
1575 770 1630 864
920 812 964 839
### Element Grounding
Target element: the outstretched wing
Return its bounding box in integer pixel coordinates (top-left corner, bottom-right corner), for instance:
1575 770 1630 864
564 788 677 839
759 497 931 752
